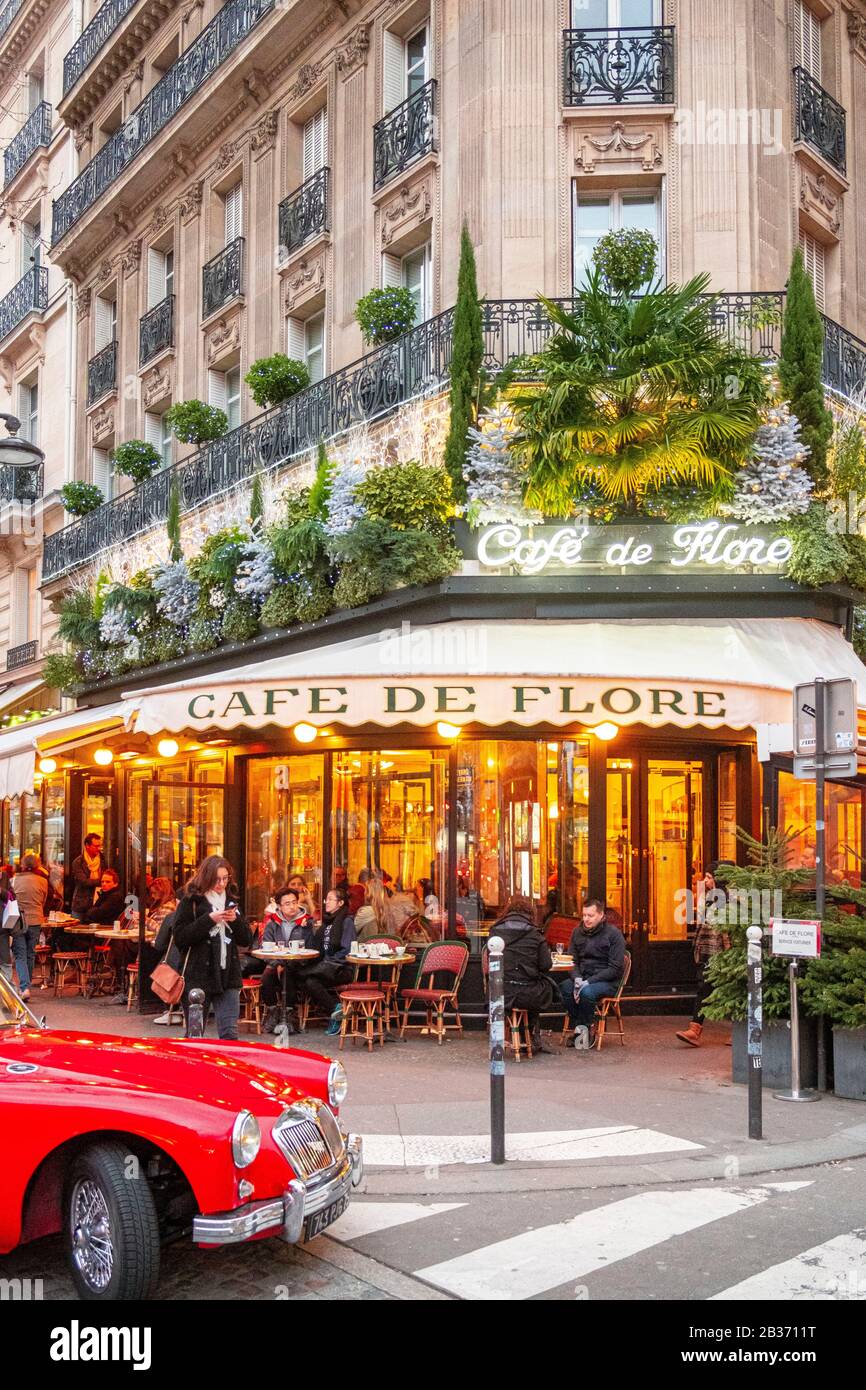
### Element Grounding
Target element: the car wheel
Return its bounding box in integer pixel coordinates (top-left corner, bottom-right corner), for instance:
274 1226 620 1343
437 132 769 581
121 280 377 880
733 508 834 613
63 1141 161 1301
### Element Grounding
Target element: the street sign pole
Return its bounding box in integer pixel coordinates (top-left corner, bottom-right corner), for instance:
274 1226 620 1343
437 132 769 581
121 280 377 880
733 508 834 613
487 935 506 1164
774 958 819 1102
746 925 763 1139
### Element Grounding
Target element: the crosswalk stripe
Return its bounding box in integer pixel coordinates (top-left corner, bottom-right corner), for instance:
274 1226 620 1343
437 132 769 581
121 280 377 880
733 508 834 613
363 1126 703 1168
329 1202 466 1242
712 1230 866 1301
414 1183 812 1301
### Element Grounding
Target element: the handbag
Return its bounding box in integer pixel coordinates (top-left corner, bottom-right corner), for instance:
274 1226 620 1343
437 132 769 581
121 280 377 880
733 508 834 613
150 932 190 1006
1 898 20 930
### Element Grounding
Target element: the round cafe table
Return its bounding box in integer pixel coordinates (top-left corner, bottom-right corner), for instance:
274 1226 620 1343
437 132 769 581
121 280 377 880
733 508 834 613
252 948 319 1032
344 952 416 1032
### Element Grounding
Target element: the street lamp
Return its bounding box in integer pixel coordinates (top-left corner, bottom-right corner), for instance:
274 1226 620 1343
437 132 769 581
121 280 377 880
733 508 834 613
0 413 45 470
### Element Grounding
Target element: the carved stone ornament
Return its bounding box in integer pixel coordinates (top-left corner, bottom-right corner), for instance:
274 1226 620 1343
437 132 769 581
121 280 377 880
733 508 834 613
142 363 172 409
251 110 279 154
216 140 238 171
122 61 144 95
848 11 866 62
90 403 114 442
292 63 323 100
73 123 93 154
76 288 92 321
336 22 370 77
94 259 113 287
205 313 241 366
381 174 433 247
284 252 326 313
244 69 271 105
172 144 194 178
180 180 204 223
574 120 663 174
121 238 143 277
148 205 168 235
182 0 204 21
800 168 842 235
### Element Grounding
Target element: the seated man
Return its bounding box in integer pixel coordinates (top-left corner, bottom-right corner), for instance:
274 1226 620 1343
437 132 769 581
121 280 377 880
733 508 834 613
83 869 126 925
559 899 625 1047
260 887 317 1033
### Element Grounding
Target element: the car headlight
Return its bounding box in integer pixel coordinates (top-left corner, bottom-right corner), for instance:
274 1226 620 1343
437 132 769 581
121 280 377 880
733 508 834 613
231 1110 261 1168
328 1060 349 1108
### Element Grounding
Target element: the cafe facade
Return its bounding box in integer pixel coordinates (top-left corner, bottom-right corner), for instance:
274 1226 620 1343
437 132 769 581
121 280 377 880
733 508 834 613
3 519 866 1010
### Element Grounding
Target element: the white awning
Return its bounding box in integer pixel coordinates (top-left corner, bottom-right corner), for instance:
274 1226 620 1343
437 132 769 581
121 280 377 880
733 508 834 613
0 678 45 717
123 618 866 737
0 702 128 800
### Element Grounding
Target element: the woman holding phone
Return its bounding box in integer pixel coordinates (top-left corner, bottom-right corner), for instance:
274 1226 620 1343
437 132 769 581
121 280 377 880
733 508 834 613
173 855 252 1040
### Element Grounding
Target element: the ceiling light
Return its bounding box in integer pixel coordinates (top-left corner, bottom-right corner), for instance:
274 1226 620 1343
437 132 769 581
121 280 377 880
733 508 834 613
436 721 462 739
38 757 57 774
591 722 619 741
293 722 318 743
93 747 114 766
157 738 179 758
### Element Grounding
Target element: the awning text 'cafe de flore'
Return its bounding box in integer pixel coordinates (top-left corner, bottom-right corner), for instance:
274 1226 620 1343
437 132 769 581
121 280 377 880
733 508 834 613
4 519 866 1006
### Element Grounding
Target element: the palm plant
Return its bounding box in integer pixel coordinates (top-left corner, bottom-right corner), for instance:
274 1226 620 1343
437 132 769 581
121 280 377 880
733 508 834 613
510 263 769 515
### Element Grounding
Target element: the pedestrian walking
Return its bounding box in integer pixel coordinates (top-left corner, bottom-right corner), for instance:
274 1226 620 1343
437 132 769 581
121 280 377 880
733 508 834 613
173 855 252 1041
0 868 16 984
11 853 48 1001
675 862 732 1047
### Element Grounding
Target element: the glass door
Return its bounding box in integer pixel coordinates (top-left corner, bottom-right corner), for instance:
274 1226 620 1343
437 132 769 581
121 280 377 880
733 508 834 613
132 778 226 903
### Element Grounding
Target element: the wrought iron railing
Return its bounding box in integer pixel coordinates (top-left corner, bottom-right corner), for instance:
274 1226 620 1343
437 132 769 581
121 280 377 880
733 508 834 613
278 168 330 259
793 65 846 175
0 0 25 41
139 294 174 366
202 238 244 319
0 266 48 344
0 461 42 505
39 292 866 581
4 102 52 187
6 640 37 671
52 0 276 245
373 78 437 191
87 340 118 405
563 26 675 106
63 0 140 96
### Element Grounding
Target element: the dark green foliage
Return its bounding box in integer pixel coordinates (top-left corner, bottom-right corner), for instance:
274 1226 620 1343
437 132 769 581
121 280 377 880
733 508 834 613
166 399 228 446
139 628 185 667
591 228 658 294
328 517 460 594
167 480 182 562
104 647 135 678
332 565 386 610
294 578 334 624
42 651 82 694
853 607 866 662
61 481 104 515
188 616 222 653
778 248 833 487
189 527 247 593
245 354 310 408
443 224 484 498
800 949 866 1029
57 589 101 649
249 472 264 535
355 287 417 345
784 504 849 586
355 460 454 536
260 583 298 629
828 419 866 497
307 442 332 521
221 598 260 643
111 439 161 484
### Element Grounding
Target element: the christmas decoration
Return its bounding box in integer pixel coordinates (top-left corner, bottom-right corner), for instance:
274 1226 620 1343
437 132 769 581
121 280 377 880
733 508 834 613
722 402 814 523
235 540 274 602
99 604 136 648
152 560 199 626
324 459 366 537
464 402 538 524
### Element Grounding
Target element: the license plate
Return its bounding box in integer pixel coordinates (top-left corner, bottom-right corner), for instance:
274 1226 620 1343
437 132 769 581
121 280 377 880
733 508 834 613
303 1193 349 1241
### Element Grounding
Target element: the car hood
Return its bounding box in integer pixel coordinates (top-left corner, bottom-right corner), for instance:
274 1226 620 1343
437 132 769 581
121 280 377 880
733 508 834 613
0 1028 319 1118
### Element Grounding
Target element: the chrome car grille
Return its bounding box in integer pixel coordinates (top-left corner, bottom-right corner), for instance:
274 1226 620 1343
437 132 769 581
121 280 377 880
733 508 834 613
273 1103 345 1180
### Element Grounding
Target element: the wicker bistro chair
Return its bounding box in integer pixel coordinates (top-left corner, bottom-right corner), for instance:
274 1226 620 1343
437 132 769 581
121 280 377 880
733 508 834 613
560 951 632 1050
400 941 470 1044
348 938 406 1029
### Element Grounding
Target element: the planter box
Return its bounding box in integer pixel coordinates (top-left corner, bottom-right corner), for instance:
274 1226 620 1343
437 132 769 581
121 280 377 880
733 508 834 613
832 1027 866 1101
732 1017 818 1089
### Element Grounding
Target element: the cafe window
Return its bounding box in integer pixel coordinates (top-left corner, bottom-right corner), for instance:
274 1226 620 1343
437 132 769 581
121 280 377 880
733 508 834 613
246 755 324 920
127 760 225 899
7 799 21 866
22 792 43 863
778 771 863 884
718 751 738 863
43 779 66 869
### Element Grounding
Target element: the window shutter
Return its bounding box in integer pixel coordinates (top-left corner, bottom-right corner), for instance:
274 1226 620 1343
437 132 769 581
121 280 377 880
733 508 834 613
28 75 43 113
383 29 405 112
224 184 242 245
794 1 821 80
799 231 826 310
92 448 111 501
147 248 166 309
208 369 227 414
303 109 327 180
13 569 30 645
144 412 163 452
95 296 115 351
382 252 402 289
287 317 306 362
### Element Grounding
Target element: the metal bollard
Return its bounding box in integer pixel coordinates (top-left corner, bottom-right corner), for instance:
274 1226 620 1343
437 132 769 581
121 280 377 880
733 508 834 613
186 987 205 1039
746 925 763 1139
487 935 506 1165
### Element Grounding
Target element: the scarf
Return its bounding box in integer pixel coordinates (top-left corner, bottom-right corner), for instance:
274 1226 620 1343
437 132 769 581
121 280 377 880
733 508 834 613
84 849 101 875
206 889 229 970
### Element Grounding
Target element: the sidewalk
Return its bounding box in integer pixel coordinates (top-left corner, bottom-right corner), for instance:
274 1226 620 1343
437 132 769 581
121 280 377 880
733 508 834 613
33 994 866 1193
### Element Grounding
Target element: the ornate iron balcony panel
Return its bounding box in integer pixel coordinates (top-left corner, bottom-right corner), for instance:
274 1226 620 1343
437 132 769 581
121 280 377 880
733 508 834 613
63 0 140 96
4 103 52 187
793 66 846 175
52 0 276 245
823 315 866 401
87 340 118 406
278 168 330 259
140 294 174 366
6 640 37 671
0 0 25 41
202 239 244 319
0 462 42 505
0 266 48 344
563 27 675 106
373 79 437 192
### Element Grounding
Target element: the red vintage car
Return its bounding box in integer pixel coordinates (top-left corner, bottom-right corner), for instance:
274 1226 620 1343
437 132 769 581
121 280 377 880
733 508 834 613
0 974 363 1301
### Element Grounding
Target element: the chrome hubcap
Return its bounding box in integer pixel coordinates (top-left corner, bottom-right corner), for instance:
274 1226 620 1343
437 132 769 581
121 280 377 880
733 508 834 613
70 1179 113 1290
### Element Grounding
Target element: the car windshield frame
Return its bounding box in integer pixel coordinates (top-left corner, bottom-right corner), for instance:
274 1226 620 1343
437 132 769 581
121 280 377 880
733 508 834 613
0 972 44 1030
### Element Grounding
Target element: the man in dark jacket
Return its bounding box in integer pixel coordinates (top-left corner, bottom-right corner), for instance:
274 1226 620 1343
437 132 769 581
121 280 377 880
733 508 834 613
495 894 559 1054
299 886 355 1029
69 834 105 918
560 899 625 1041
261 887 318 1032
82 869 126 925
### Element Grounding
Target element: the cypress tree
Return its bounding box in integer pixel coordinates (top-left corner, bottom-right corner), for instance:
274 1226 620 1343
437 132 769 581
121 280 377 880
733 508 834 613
778 247 833 488
167 479 182 562
250 471 264 535
444 224 484 499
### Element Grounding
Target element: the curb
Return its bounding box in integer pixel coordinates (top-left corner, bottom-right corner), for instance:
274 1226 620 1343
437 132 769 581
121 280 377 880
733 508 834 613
358 1123 866 1195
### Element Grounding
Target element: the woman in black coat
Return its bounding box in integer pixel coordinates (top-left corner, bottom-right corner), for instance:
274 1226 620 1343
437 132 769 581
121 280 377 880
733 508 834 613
172 855 252 1040
493 894 559 1054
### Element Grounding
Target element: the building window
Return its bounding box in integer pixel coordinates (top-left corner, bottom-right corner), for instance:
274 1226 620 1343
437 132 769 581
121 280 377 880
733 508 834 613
287 316 325 383
383 19 429 112
224 182 243 246
13 567 39 646
27 72 44 113
572 0 659 29
794 0 822 81
799 230 826 310
303 108 328 180
18 381 38 445
573 188 661 289
95 293 117 351
145 410 172 469
21 219 41 274
208 368 241 431
383 244 431 326
92 446 113 501
147 246 174 308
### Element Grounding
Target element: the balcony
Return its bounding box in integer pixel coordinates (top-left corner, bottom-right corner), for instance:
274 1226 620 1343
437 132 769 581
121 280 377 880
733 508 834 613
140 294 174 366
0 462 42 505
793 66 846 176
51 0 276 246
202 238 244 320
87 341 118 406
0 266 48 345
6 641 37 672
373 79 437 192
0 0 25 41
4 103 52 188
278 168 330 260
562 26 675 106
62 0 140 97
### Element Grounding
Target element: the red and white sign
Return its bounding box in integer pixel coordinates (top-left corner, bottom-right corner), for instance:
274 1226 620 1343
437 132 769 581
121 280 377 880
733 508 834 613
769 918 821 958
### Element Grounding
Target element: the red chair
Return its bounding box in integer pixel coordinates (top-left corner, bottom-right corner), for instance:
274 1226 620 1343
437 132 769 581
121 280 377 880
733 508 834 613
400 941 469 1044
